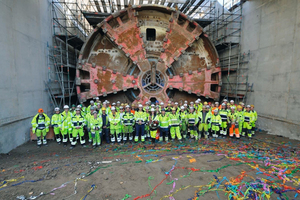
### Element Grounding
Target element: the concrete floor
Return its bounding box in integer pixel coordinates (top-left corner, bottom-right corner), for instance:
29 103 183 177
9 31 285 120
0 0 299 154
0 132 299 199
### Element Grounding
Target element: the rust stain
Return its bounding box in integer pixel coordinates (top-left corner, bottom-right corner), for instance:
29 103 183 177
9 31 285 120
190 73 205 92
115 74 124 89
126 77 132 84
78 5 220 103
202 35 217 67
97 69 113 94
117 27 140 50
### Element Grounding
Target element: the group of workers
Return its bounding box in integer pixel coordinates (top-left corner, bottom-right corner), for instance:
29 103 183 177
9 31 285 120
31 97 257 149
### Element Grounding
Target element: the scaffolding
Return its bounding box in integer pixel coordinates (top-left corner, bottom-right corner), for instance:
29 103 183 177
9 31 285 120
45 0 93 109
45 0 249 106
218 45 251 102
205 0 250 102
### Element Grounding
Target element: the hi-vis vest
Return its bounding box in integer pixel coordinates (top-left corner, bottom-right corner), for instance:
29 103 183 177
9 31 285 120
186 112 198 125
168 113 180 127
219 109 229 122
211 114 222 126
71 115 85 128
243 111 254 123
51 113 62 127
158 114 169 128
31 113 50 132
90 117 103 131
134 111 147 125
109 113 121 129
122 112 135 126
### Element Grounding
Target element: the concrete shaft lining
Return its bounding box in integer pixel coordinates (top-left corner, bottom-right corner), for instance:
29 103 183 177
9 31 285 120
240 0 300 140
0 0 52 153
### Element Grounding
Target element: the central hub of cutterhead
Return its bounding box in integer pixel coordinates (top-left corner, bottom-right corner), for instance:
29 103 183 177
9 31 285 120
141 70 165 93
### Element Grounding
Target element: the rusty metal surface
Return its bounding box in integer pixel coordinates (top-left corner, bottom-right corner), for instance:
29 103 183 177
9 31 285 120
76 5 221 103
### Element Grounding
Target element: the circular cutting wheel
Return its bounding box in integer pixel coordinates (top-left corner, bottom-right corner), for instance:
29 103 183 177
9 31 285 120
76 5 221 104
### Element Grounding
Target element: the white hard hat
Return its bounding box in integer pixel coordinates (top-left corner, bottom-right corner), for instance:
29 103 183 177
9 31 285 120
168 100 171 104
112 102 116 105
90 100 94 104
184 104 187 107
138 104 143 108
197 98 201 102
230 100 234 103
160 102 164 105
117 101 120 104
223 99 228 102
151 108 155 112
103 101 107 105
125 105 130 108
145 106 149 110
145 102 149 105
180 106 184 109
111 106 116 111
75 107 80 111
93 111 98 114
231 107 235 109
64 105 69 109
175 102 178 105
151 104 155 107
215 102 219 104
214 109 218 112
95 97 99 100
195 100 199 103
190 102 194 104
246 105 251 108
107 101 110 104
189 106 194 109
120 106 123 109
184 100 188 104
54 107 60 111
206 105 210 108
77 105 82 108
222 103 226 106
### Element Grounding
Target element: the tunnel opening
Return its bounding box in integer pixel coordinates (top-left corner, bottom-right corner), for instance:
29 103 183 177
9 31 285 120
166 88 175 100
166 67 176 76
150 97 157 104
120 13 130 24
146 28 156 41
80 83 90 92
80 70 90 80
108 18 120 29
177 15 186 26
125 88 141 102
187 22 196 32
211 73 219 81
210 84 218 92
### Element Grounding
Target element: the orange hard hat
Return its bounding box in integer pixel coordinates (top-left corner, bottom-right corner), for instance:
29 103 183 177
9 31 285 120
38 108 44 113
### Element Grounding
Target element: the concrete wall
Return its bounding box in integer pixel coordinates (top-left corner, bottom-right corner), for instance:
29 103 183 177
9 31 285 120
241 0 300 140
0 0 52 153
